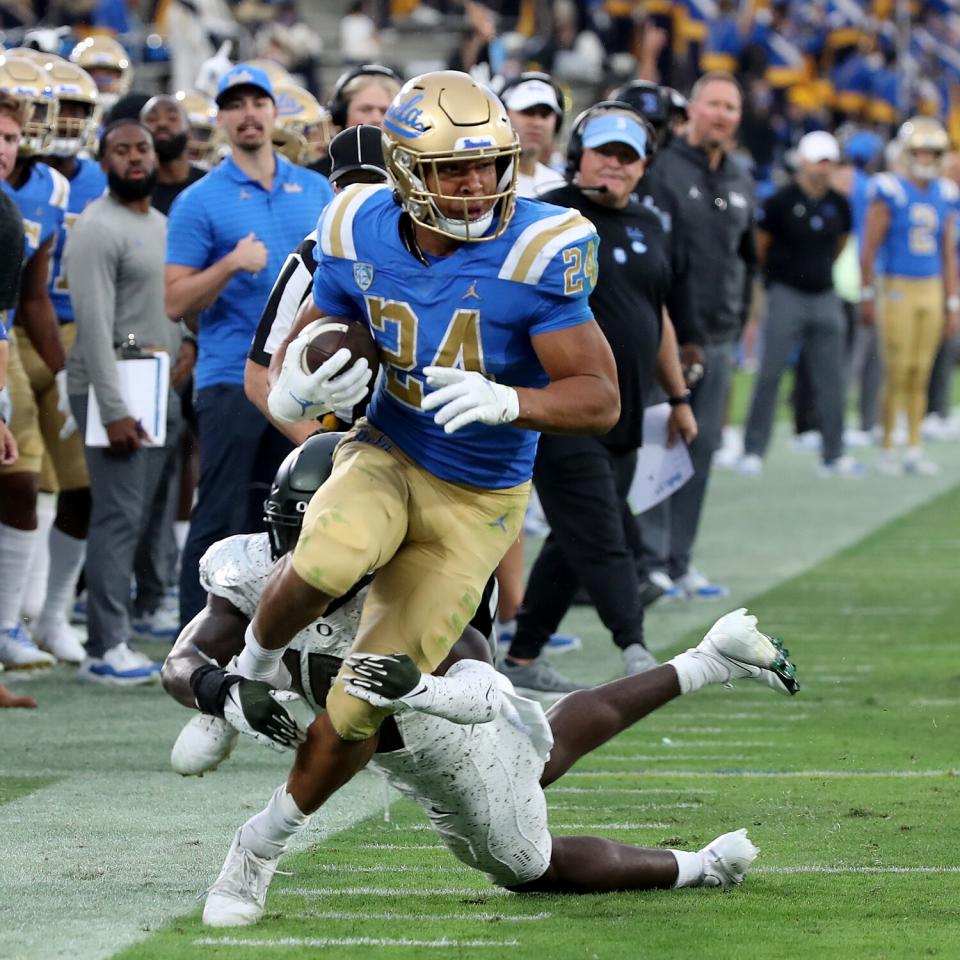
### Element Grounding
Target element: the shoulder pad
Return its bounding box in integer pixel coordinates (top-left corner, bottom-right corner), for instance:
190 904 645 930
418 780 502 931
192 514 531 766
46 166 70 211
317 182 392 261
198 533 274 616
869 173 906 205
497 204 597 290
939 177 960 203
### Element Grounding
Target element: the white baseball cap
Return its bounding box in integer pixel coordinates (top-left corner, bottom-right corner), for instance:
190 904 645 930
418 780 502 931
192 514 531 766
503 78 561 115
796 130 840 163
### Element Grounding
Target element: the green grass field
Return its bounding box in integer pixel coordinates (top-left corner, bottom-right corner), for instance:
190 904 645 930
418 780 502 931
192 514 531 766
3 422 960 960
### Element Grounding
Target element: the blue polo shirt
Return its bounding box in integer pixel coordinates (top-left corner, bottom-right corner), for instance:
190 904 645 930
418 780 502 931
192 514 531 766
166 153 333 390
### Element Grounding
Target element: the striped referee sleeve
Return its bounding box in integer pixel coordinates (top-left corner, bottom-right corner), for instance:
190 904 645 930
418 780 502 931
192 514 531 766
248 229 318 366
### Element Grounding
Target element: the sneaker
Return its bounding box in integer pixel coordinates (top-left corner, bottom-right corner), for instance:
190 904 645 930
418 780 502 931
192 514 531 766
35 618 86 664
496 624 582 654
638 577 665 608
696 607 799 695
77 642 161 686
735 453 763 477
131 603 180 641
699 828 759 888
202 829 280 928
171 714 240 776
676 568 730 600
648 570 682 601
622 643 658 675
712 425 744 470
877 450 902 476
903 448 940 476
921 413 957 442
498 656 587 695
792 431 822 453
817 455 866 478
843 428 871 449
0 624 56 669
70 591 87 625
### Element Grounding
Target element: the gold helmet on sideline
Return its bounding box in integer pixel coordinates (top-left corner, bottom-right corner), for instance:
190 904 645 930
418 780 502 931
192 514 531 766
247 58 293 90
897 116 950 181
0 55 57 156
272 82 333 165
44 60 99 157
175 89 218 168
381 70 519 242
69 35 132 111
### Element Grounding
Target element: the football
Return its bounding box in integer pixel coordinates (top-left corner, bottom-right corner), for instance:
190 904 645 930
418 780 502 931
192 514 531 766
300 317 381 386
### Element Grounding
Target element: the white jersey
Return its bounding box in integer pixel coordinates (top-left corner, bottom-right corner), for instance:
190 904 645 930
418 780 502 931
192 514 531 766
198 532 552 886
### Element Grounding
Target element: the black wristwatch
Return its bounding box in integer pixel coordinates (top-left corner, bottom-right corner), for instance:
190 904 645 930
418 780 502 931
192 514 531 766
668 391 692 407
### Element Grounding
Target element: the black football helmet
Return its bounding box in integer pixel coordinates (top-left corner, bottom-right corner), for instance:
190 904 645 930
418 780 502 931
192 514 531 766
263 432 344 560
611 80 687 152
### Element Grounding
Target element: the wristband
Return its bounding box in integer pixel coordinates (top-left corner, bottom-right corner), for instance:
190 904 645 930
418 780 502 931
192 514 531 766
190 663 241 718
860 286 875 302
947 295 960 313
668 391 692 407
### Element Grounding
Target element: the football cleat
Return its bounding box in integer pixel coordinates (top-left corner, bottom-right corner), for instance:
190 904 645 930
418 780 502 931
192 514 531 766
0 624 56 669
202 829 279 927
35 618 86 664
171 714 240 776
697 608 800 695
699 828 759 888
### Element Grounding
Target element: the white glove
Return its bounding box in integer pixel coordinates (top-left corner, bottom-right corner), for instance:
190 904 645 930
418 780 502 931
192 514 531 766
267 337 372 424
55 369 77 440
420 366 519 434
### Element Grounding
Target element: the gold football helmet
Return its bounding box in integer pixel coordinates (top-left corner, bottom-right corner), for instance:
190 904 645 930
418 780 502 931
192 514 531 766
45 60 99 156
175 89 219 168
0 55 57 156
272 83 333 165
897 116 950 181
247 58 293 90
69 35 132 110
382 70 519 242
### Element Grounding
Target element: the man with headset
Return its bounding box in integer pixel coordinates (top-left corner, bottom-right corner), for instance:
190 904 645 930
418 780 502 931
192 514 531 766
499 102 697 693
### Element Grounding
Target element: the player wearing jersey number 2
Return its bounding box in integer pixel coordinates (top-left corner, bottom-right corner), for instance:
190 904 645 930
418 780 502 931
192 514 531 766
242 70 618 835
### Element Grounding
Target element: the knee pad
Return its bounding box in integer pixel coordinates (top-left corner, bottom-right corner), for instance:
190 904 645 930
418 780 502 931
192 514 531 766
325 679 393 741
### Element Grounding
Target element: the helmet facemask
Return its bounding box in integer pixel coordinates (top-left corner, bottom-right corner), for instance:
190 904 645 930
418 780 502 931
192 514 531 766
47 98 97 157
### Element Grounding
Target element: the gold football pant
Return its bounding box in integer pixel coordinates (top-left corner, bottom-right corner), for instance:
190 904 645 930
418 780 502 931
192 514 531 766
291 421 529 740
0 324 89 489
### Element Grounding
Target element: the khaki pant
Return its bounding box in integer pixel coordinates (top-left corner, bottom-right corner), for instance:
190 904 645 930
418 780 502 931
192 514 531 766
292 422 529 740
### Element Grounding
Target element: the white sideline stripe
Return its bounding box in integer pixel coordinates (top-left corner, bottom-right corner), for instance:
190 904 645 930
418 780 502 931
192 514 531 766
569 769 959 779
755 866 960 875
551 802 701 811
359 843 444 850
550 822 670 830
279 887 510 897
660 713 809 721
912 698 959 706
194 937 520 949
549 787 718 795
590 754 753 762
285 911 551 922
314 864 454 873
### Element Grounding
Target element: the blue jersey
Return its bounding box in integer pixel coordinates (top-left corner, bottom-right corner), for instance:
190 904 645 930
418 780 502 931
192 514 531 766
0 160 68 324
166 153 334 391
48 157 107 323
312 186 597 489
868 173 959 278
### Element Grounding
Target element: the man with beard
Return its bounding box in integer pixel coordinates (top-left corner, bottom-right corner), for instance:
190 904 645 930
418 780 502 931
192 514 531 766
164 64 332 634
140 95 206 216
66 120 184 685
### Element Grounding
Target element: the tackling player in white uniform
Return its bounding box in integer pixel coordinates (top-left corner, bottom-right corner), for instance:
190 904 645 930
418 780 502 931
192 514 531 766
162 433 801 927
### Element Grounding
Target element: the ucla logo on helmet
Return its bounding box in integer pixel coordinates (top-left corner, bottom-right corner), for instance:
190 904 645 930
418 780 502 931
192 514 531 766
384 93 429 138
353 262 375 291
275 90 300 117
455 135 496 150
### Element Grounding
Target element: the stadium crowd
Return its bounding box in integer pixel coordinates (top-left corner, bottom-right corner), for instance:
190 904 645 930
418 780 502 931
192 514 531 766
0 0 956 711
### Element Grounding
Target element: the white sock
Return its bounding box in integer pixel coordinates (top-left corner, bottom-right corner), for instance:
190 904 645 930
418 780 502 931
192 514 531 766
239 784 310 859
173 520 189 552
20 495 55 621
671 849 705 888
667 649 729 694
236 622 286 681
37 526 86 629
0 523 37 629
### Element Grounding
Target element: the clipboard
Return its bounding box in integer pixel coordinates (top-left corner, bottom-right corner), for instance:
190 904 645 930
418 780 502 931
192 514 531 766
85 352 170 448
627 403 694 514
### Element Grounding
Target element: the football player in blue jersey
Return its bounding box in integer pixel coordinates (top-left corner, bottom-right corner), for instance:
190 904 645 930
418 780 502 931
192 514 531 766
861 116 960 476
27 59 108 664
240 71 619 830
0 58 71 671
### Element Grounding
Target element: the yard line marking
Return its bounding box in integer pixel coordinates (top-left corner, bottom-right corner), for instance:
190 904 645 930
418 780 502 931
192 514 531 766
313 864 455 873
586 754 753 762
358 843 444 850
194 937 520 949
912 698 958 707
568 769 959 779
755 866 960 875
549 822 670 830
278 887 509 897
550 803 702 811
549 787 718 795
284 911 551 922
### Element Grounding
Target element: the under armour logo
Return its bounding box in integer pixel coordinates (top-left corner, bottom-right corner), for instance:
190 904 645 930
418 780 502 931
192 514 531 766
463 280 481 300
488 513 508 531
